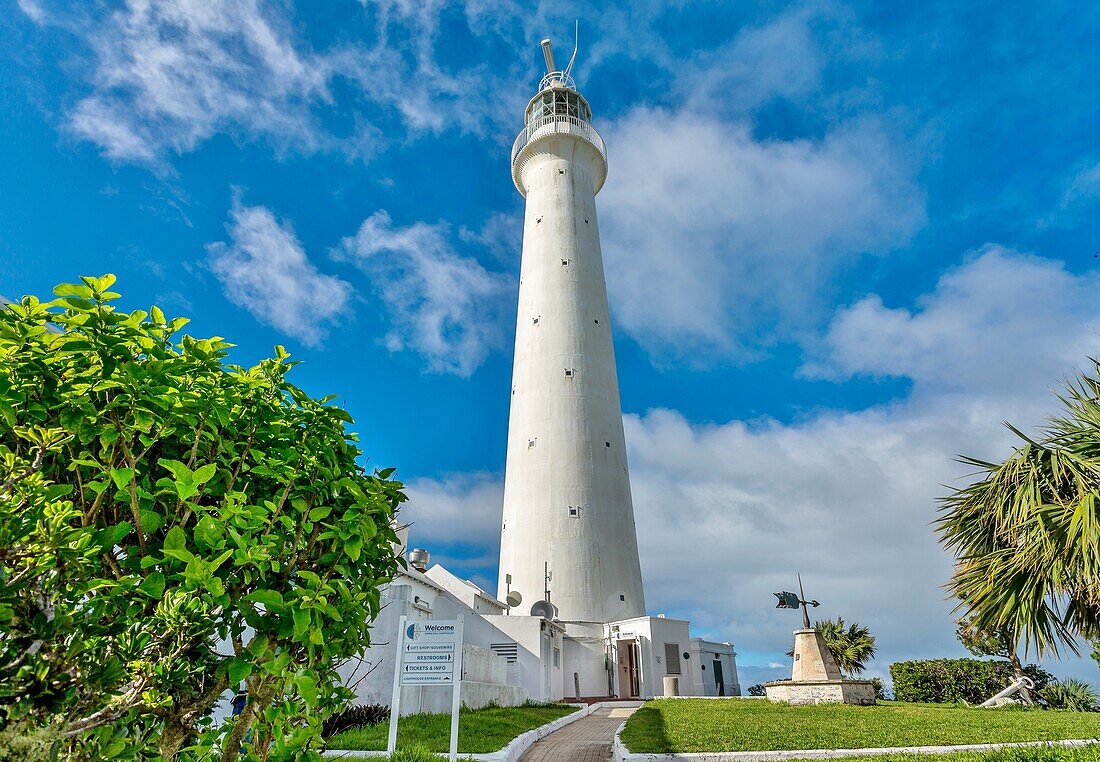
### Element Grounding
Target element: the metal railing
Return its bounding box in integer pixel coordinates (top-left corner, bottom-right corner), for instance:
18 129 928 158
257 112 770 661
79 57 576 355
510 114 606 167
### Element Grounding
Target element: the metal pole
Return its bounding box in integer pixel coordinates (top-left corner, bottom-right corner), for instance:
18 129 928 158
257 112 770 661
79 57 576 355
387 615 407 754
797 574 811 629
449 616 465 762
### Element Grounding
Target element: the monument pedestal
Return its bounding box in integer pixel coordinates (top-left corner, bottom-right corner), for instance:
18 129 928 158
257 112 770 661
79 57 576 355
764 628 876 706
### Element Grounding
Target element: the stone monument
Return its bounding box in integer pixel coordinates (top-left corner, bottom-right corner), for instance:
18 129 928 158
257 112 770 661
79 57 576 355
763 577 876 705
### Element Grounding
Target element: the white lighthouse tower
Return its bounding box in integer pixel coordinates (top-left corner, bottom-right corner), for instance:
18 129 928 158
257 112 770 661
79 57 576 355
497 38 646 632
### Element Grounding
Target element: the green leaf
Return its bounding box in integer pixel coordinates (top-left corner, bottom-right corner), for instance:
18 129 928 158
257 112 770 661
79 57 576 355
138 572 166 599
140 508 165 535
208 550 233 572
228 658 252 685
163 546 194 564
163 526 187 552
193 463 217 485
345 535 363 561
53 282 94 299
295 674 317 706
308 506 332 522
97 522 132 550
159 458 192 482
248 589 284 609
292 608 310 639
193 515 222 549
248 636 269 659
175 481 199 501
360 515 377 539
109 467 134 491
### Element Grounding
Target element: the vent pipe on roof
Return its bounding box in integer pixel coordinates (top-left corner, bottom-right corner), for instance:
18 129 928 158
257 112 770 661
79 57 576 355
408 548 430 572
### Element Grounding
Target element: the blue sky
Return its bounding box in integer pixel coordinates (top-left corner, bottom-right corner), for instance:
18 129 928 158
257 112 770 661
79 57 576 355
4 0 1100 686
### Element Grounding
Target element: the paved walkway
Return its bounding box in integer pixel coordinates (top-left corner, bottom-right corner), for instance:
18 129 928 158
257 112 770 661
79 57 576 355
519 702 641 762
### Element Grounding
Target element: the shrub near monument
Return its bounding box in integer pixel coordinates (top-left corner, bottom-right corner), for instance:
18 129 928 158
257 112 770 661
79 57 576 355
891 659 1054 704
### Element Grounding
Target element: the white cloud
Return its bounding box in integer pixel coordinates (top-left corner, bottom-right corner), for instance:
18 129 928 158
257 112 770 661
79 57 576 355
207 196 351 346
402 472 503 551
600 110 924 362
408 248 1100 678
49 0 332 164
22 0 529 165
676 9 822 112
807 245 1100 392
16 0 45 24
1044 160 1100 226
336 211 514 376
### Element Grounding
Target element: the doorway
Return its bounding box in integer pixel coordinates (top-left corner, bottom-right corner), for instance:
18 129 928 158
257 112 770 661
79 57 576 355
713 659 724 696
616 639 640 698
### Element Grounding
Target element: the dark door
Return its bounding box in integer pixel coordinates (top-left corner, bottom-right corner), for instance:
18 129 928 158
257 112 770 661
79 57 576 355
713 659 724 696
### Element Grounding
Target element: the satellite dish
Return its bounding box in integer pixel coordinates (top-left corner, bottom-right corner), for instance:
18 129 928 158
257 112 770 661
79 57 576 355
506 591 523 608
530 600 557 619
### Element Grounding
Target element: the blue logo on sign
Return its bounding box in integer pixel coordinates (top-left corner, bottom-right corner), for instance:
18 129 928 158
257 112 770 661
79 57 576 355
406 624 416 641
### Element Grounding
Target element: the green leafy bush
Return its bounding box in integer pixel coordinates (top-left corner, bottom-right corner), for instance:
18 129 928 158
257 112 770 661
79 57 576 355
890 659 1053 704
871 677 890 700
1040 679 1099 711
0 276 405 759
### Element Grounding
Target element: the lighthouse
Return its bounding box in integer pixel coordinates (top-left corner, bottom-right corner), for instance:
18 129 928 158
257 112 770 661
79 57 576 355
497 38 646 629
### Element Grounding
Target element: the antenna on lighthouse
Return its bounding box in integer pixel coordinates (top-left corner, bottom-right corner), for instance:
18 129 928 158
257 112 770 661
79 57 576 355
540 38 556 75
563 21 579 81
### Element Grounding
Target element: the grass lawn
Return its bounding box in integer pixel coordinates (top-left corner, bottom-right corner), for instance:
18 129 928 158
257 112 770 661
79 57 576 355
834 748 1100 762
619 699 1100 754
327 702 577 754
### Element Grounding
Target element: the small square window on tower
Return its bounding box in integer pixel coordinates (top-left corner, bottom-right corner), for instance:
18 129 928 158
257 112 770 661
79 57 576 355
605 441 611 448
560 259 569 266
568 506 578 517
564 368 574 377
619 594 626 602
533 316 540 325
528 438 537 449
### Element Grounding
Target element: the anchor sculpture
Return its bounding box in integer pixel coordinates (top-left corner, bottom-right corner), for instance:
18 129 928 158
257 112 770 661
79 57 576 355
978 676 1035 708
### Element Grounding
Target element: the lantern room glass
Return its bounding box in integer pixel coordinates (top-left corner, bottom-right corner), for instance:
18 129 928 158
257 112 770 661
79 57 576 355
525 89 592 125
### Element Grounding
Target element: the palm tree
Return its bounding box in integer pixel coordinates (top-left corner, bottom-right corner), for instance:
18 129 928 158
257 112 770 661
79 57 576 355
815 618 876 676
938 362 1100 659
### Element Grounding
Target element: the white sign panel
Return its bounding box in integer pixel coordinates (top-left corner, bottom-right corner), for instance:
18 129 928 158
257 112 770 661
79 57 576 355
399 620 461 685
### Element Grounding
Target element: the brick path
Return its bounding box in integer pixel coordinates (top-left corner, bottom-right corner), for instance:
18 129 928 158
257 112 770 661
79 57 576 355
518 702 641 762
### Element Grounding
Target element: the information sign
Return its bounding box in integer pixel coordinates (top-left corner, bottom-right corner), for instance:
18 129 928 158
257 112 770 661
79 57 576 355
387 616 464 762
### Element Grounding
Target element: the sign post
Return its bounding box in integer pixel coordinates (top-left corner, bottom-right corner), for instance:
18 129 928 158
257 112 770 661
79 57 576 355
386 616 464 761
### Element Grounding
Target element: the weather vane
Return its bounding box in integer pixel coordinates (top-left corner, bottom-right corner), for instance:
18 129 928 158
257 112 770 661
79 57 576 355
774 573 820 629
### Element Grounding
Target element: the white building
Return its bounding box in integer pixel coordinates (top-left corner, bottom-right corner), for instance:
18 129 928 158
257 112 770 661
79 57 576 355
340 38 740 712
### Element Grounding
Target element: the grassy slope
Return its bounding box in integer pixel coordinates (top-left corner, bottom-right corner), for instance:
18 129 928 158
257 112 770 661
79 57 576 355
619 700 1100 754
327 702 577 754
836 748 1100 762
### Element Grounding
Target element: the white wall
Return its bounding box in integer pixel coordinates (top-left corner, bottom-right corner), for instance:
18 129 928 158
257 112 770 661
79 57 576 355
688 638 741 697
337 570 538 715
483 615 565 702
608 616 692 698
